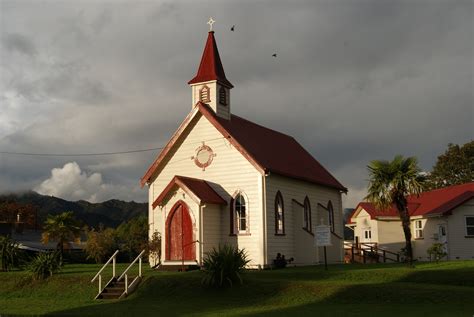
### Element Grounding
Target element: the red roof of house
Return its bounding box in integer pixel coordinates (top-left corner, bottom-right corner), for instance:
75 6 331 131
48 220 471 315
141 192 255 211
188 31 233 88
152 175 227 209
350 183 474 221
141 102 346 191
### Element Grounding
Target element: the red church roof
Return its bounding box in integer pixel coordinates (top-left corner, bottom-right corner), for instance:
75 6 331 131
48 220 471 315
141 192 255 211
152 175 227 209
350 183 474 221
141 102 346 191
198 103 346 191
188 31 233 88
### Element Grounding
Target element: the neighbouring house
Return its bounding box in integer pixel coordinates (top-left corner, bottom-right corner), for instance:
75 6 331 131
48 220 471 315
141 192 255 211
347 183 474 261
141 30 347 268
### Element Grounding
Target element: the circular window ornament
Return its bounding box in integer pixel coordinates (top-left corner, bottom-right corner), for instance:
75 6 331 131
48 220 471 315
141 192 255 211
194 144 215 170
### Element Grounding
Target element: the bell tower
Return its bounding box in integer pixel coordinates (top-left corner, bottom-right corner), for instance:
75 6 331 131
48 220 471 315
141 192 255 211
188 21 233 120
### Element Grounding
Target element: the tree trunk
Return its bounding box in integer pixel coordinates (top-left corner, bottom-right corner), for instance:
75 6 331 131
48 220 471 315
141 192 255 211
397 204 413 265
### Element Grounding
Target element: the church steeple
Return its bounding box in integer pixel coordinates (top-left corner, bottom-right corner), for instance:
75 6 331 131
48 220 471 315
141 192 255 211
189 27 232 120
188 31 233 88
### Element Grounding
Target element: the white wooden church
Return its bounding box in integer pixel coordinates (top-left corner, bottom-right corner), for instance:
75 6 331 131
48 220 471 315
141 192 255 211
141 26 347 268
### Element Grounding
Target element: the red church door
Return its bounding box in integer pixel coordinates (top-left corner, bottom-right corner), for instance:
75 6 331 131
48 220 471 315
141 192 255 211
166 202 195 261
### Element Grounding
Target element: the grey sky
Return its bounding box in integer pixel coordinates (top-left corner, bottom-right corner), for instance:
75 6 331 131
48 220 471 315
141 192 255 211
0 0 472 206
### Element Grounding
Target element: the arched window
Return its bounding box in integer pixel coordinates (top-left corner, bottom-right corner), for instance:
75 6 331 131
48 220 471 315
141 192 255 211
219 86 227 105
231 193 247 234
199 86 210 102
303 196 311 232
327 200 335 232
275 191 285 235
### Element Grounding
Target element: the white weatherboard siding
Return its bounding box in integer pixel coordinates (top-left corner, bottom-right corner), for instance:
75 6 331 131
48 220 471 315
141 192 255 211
265 174 344 265
447 198 474 260
411 217 446 261
148 112 263 266
376 220 404 253
202 204 222 256
292 200 317 264
353 209 379 244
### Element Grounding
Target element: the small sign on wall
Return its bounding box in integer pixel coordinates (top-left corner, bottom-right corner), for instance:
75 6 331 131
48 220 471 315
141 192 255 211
314 225 331 247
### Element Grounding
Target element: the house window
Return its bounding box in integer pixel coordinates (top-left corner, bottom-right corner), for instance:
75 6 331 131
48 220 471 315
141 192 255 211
275 191 285 235
364 230 371 240
219 86 227 105
466 216 474 236
414 220 423 239
303 196 311 232
327 201 335 233
231 193 249 234
199 86 210 102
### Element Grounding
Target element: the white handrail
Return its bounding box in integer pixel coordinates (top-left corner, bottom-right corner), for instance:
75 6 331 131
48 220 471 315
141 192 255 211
91 250 119 282
118 249 146 281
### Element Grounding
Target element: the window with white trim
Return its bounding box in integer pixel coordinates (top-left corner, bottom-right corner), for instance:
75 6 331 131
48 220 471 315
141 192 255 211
364 230 371 239
234 194 247 233
303 196 311 232
466 216 474 236
327 201 335 233
275 191 285 235
414 220 423 239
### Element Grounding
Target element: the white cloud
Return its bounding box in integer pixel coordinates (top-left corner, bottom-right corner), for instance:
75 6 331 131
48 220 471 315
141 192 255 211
34 162 140 203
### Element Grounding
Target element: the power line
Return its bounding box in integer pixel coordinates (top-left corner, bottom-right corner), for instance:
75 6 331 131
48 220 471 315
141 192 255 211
0 137 227 157
0 147 164 157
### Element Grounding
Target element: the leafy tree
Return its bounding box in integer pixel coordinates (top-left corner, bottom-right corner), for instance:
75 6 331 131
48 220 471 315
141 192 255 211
365 155 424 265
425 141 474 190
115 216 148 261
0 201 38 229
0 236 21 271
41 211 81 261
84 225 117 263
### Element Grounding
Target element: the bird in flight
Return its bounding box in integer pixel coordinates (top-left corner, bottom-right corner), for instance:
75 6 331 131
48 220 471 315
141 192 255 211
272 53 277 57
231 25 235 31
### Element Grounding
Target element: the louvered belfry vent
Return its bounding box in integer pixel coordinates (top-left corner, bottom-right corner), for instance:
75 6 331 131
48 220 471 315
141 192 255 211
199 86 210 102
219 86 227 105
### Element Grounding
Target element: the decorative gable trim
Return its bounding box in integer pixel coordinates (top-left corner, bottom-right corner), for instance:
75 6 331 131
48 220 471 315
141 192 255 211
197 102 265 175
152 175 227 209
141 101 265 187
140 106 200 187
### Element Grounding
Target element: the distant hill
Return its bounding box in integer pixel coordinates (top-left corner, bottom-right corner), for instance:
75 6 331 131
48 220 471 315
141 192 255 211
0 191 147 228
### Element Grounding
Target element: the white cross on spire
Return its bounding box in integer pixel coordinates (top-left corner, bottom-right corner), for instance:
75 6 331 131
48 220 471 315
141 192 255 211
207 17 215 31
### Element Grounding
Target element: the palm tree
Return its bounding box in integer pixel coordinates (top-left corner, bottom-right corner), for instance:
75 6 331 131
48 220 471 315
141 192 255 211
365 155 424 265
41 211 81 261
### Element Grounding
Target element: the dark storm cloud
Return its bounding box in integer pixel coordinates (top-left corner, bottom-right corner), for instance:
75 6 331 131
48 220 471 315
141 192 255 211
0 0 472 206
1 33 37 56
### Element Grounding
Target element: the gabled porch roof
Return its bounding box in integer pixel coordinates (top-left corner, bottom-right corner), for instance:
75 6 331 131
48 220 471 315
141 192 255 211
152 175 227 209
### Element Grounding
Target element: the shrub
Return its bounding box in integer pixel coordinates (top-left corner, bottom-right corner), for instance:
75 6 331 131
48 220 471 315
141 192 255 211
427 243 447 263
148 231 162 268
0 236 21 271
201 244 249 288
29 251 62 280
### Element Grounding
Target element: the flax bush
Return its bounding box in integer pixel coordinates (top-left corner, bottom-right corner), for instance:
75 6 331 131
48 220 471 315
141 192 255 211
0 236 21 271
29 251 62 280
201 244 249 288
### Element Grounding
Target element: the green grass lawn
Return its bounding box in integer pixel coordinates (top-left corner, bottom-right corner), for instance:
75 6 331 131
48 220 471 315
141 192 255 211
1 261 474 316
